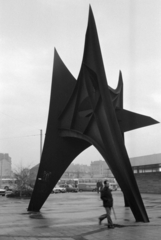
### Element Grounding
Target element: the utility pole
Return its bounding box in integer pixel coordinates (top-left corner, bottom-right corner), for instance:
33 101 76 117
40 129 43 160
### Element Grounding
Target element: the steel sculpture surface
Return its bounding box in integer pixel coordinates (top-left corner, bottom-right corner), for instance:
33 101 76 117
28 7 158 222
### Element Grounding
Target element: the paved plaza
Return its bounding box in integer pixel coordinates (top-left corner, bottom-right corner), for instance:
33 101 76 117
0 191 161 240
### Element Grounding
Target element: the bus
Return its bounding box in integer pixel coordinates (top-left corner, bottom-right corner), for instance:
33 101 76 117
59 177 118 191
59 178 79 187
0 178 17 190
78 178 118 191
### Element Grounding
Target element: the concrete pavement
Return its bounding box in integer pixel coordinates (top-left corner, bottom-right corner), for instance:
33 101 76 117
0 191 161 239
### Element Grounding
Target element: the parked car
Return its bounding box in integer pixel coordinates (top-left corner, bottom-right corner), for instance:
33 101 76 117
5 189 13 196
6 188 33 198
0 188 6 196
52 185 66 193
59 184 78 192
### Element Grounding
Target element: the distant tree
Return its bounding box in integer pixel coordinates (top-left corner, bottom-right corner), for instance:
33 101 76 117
13 165 33 197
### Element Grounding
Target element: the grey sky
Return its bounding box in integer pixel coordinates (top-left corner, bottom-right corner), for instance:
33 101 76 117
0 0 161 168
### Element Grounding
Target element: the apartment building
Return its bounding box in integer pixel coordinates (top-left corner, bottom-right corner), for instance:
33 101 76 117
90 160 113 178
0 153 12 177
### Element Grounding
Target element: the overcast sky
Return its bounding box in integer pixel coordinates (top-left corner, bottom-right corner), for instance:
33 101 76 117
0 0 161 169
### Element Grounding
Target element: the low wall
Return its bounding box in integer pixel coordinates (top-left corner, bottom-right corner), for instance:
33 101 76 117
134 172 161 194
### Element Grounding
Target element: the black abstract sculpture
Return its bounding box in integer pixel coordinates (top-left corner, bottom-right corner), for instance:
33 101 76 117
28 7 158 222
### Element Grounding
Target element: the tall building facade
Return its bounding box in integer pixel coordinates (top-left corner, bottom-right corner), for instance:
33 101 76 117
61 163 91 179
0 153 12 177
90 160 114 178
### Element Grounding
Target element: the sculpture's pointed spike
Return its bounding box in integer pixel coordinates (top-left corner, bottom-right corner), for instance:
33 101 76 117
116 70 123 90
54 49 59 63
118 70 123 85
116 108 159 132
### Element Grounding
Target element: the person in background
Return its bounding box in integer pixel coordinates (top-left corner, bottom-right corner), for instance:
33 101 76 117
98 180 115 229
96 181 100 194
99 181 103 192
